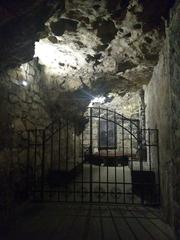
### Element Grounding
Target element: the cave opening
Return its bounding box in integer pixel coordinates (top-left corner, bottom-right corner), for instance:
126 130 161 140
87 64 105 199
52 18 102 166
0 0 179 239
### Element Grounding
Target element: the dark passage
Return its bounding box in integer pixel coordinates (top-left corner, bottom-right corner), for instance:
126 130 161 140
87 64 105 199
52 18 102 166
0 0 179 239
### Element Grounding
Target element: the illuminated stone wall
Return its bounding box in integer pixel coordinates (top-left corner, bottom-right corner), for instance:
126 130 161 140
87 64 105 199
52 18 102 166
0 58 83 223
144 1 180 235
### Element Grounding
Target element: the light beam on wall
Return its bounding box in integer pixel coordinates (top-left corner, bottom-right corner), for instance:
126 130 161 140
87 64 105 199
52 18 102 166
34 39 86 75
89 96 106 107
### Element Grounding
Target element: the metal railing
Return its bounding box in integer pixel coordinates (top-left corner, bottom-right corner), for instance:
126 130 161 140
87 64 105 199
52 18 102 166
25 107 160 205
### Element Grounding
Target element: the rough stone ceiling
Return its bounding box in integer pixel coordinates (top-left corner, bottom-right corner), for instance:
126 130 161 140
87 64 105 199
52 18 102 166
0 0 175 95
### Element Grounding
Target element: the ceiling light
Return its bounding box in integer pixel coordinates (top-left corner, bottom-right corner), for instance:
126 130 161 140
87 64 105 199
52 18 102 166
88 96 106 107
22 80 28 86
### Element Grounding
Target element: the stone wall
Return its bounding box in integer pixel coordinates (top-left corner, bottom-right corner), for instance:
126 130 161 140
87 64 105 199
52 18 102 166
169 1 180 236
144 1 180 234
0 58 87 225
0 59 51 225
0 59 50 137
144 44 173 223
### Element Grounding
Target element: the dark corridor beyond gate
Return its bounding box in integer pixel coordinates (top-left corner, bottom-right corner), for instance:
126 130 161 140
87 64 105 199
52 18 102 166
26 107 160 205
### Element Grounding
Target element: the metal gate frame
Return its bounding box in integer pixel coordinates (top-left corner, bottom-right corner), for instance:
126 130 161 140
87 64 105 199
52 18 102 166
26 107 160 206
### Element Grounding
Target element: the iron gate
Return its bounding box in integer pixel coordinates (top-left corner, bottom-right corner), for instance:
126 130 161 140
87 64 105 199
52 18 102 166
26 107 160 205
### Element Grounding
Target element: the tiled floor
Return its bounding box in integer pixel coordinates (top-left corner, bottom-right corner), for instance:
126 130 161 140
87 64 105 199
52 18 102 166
2 203 176 240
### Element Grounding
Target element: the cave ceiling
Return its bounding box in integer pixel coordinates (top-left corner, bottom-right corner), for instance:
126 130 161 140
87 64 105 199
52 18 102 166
0 0 174 96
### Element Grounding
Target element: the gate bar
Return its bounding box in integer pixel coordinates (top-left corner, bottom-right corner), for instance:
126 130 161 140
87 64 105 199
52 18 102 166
73 125 77 202
26 130 30 196
65 119 69 201
58 121 61 170
34 129 37 185
106 108 109 202
81 130 84 202
114 111 117 203
122 118 126 203
89 107 93 202
130 122 134 204
51 124 54 169
98 107 101 203
156 129 161 205
41 130 45 201
148 128 152 171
